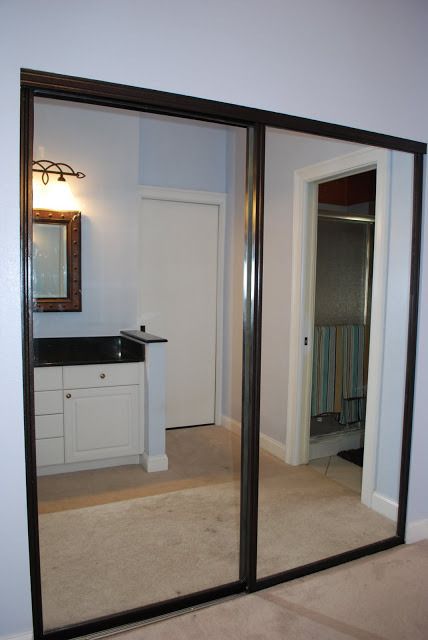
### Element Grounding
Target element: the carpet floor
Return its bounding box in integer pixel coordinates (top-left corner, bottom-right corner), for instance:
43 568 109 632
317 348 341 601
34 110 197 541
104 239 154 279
38 428 395 630
114 541 428 640
37 426 241 514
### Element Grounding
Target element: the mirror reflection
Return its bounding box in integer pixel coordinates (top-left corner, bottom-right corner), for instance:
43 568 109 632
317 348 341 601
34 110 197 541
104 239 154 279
30 95 416 630
33 222 67 298
33 98 246 629
257 128 412 577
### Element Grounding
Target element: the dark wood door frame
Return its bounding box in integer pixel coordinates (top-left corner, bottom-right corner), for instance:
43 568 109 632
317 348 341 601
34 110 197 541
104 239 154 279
20 69 425 640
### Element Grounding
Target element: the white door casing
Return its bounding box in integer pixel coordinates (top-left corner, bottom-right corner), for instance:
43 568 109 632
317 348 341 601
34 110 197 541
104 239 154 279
139 186 225 429
285 148 392 511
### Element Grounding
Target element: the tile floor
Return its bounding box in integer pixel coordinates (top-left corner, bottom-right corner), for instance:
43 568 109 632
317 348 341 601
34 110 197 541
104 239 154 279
309 455 362 493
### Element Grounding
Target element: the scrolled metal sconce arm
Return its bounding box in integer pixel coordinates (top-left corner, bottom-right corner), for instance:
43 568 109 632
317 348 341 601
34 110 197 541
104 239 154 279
32 160 86 185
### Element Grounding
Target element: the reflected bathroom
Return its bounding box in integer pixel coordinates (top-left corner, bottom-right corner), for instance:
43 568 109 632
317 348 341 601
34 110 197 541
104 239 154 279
32 98 246 629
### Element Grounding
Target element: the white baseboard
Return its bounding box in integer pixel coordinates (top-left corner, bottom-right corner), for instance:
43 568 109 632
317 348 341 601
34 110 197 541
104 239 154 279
371 491 398 521
222 416 286 461
37 455 140 476
141 452 168 472
259 432 286 460
406 518 428 543
0 632 33 640
222 415 241 436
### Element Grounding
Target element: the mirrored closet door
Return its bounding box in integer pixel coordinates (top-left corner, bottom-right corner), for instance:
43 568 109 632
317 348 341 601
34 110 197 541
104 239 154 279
257 128 414 580
21 70 423 640
31 96 247 630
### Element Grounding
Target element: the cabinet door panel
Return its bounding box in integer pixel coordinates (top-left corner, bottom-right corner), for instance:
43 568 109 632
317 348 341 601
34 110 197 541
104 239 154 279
64 386 139 462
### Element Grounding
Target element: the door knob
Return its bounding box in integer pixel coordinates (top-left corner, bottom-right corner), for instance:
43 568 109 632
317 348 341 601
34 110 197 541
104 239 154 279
100 373 106 379
66 393 71 399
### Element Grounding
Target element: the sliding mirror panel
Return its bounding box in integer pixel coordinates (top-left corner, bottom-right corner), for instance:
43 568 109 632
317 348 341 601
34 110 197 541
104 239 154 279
257 127 413 578
32 97 247 630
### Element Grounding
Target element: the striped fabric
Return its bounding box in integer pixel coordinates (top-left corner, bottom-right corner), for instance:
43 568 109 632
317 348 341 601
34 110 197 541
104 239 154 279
311 325 369 426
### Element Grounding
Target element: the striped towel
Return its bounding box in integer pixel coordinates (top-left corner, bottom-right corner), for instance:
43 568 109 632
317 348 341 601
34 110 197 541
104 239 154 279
311 325 369 425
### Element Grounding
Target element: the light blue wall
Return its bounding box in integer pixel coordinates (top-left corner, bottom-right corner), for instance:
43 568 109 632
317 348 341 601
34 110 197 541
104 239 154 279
139 114 228 192
33 103 236 340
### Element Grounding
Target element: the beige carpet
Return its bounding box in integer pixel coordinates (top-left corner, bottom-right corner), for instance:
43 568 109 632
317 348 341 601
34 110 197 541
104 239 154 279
37 426 241 513
113 541 428 640
39 462 394 629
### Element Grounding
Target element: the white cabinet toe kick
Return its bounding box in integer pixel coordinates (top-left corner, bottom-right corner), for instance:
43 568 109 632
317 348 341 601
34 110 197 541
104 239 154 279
34 355 168 475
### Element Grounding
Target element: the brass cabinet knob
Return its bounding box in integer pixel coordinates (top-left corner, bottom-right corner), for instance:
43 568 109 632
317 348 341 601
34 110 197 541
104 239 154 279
66 393 71 399
100 373 106 379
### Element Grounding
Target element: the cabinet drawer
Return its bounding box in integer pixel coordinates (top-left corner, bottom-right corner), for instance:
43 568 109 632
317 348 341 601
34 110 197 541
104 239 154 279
34 366 63 391
35 414 64 439
35 390 63 415
63 363 139 389
36 437 65 466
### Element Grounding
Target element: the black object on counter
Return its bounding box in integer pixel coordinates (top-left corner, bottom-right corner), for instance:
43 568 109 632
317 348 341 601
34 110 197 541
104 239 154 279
33 336 145 367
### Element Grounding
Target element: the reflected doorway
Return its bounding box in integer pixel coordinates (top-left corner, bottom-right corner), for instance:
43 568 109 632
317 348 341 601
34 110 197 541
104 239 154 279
309 170 376 498
257 130 414 580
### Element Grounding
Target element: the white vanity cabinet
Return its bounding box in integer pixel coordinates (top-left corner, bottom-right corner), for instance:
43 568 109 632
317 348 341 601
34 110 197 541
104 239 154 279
34 366 65 466
35 362 143 473
63 363 140 463
34 334 169 474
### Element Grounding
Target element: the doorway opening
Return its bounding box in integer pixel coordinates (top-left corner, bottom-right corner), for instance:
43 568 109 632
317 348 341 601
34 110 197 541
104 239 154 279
309 170 376 489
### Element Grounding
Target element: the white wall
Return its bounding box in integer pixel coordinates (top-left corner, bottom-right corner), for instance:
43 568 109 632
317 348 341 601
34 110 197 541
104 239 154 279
375 151 414 503
223 127 246 423
33 102 235 339
139 114 228 192
1 0 428 636
33 99 141 337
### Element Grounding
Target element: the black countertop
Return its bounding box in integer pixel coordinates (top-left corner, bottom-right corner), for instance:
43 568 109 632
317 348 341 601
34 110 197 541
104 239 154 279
120 329 167 344
33 336 145 367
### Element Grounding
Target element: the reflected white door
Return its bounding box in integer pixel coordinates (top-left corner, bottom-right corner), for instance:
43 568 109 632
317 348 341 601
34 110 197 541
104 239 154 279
140 193 220 428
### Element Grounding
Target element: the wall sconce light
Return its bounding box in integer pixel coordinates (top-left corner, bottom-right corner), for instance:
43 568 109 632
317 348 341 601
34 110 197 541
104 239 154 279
32 160 86 185
32 160 86 210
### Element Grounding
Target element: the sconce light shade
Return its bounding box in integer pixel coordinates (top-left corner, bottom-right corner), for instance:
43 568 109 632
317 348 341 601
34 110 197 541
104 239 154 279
33 176 77 210
32 159 85 210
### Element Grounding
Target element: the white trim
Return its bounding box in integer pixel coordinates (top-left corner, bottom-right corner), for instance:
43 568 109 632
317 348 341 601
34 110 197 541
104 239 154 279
222 416 286 460
285 148 391 514
37 454 140 476
371 491 398 521
139 186 226 427
141 452 169 472
0 633 33 640
139 185 227 207
360 151 391 509
222 415 241 437
406 518 428 543
259 432 287 460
